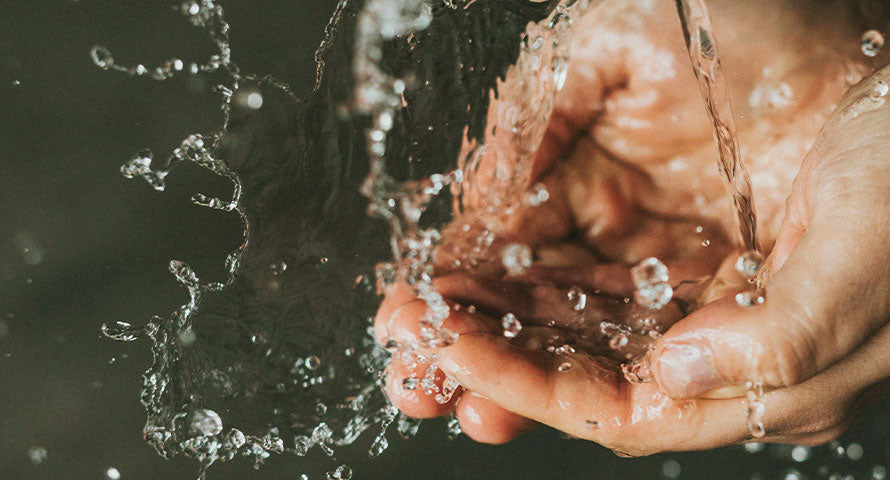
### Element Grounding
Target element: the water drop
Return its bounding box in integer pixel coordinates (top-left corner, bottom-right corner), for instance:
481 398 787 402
862 30 885 57
304 355 321 370
524 182 550 206
501 243 532 276
189 409 223 436
567 286 587 312
246 92 263 109
501 313 522 338
225 428 246 448
90 45 114 69
28 446 47 465
181 0 201 16
401 377 418 390
735 250 763 280
332 465 353 480
744 442 765 454
872 465 887 480
735 291 765 308
558 361 572 372
269 261 287 276
847 443 864 461
320 257 329 265
631 258 672 310
105 467 121 480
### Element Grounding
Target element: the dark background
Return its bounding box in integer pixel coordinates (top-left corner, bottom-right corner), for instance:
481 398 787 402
1 1 889 479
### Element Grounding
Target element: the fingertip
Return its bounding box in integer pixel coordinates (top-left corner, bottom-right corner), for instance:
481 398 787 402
456 391 535 444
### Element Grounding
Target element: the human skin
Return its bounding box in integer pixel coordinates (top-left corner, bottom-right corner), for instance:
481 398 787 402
374 0 890 453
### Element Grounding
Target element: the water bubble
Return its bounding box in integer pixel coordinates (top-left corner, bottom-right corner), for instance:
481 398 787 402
28 446 47 465
181 0 201 16
11 79 21 86
105 467 121 480
90 45 114 69
872 465 887 480
735 251 763 280
269 261 287 276
501 243 533 275
501 313 522 338
735 291 765 308
662 459 682 479
189 409 223 437
862 30 885 57
873 80 889 99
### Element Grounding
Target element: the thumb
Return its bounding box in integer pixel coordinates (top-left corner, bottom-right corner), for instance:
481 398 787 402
651 66 890 399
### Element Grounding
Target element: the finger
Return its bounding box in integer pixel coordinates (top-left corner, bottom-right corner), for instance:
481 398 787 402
455 391 536 444
436 332 770 454
650 68 890 399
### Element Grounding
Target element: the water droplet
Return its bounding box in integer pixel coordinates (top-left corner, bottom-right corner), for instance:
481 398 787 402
28 446 47 465
744 442 765 454
246 92 263 109
402 377 418 390
862 30 885 57
501 313 522 338
177 328 196 346
105 467 121 480
790 445 810 462
315 402 328 416
189 409 223 436
735 251 763 280
847 443 864 461
331 465 352 480
501 243 533 276
735 291 765 308
567 287 587 312
631 258 672 310
872 465 887 480
320 257 329 265
269 261 287 276
90 45 114 69
225 428 246 448
558 361 572 372
524 182 550 206
304 355 321 370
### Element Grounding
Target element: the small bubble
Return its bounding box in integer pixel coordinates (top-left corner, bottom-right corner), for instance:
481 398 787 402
501 313 522 338
105 467 121 480
90 45 114 69
862 30 885 57
501 243 533 276
28 446 47 465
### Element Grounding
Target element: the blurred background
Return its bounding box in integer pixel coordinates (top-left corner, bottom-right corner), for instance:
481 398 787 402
1 0 889 479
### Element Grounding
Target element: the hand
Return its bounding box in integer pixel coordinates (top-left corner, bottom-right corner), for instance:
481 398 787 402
375 0 890 453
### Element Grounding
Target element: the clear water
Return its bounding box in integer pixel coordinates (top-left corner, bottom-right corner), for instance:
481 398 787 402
67 0 887 477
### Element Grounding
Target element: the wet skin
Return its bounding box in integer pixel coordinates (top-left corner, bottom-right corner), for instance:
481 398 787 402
375 0 890 453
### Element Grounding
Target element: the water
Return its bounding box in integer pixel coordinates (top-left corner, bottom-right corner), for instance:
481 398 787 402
674 0 760 253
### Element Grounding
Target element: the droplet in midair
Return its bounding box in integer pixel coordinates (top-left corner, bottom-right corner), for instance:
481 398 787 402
631 257 673 310
501 313 522 338
28 446 47 465
90 45 114 69
501 243 532 276
189 409 223 437
862 30 885 57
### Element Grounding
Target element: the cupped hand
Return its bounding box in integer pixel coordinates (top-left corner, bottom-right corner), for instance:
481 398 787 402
375 0 890 453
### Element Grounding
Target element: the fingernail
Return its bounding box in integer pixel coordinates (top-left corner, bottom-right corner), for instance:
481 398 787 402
655 344 723 398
